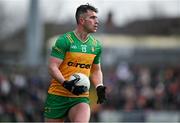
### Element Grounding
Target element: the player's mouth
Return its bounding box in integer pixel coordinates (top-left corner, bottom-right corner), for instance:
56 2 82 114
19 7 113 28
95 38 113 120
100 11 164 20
94 25 98 29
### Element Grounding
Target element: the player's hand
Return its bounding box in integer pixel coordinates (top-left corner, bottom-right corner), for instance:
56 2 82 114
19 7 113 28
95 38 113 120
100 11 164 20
96 85 107 104
72 85 88 95
62 78 87 95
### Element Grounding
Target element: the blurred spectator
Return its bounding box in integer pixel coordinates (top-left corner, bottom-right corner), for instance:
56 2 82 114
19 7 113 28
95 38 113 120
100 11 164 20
0 75 11 96
12 73 27 91
116 62 134 83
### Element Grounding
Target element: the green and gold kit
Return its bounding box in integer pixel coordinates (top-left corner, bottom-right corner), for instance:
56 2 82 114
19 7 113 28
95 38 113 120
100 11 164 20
48 31 102 97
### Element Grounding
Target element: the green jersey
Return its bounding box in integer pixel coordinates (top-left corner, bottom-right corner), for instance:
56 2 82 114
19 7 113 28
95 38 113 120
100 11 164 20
48 31 102 97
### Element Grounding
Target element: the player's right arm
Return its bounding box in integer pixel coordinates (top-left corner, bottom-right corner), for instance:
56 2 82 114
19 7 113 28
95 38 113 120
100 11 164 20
48 35 67 83
48 56 65 83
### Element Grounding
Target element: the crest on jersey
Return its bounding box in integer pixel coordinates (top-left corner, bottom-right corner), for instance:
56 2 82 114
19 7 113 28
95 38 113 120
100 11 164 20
91 47 95 52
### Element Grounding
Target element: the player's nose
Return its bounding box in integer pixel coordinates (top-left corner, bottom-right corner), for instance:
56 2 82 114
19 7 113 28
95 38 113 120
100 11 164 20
95 19 99 25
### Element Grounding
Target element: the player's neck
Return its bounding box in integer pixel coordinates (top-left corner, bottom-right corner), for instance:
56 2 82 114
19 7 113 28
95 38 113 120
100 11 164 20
74 28 89 42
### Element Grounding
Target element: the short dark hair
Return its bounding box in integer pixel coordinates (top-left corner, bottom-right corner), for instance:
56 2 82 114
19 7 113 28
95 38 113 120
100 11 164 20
75 3 98 24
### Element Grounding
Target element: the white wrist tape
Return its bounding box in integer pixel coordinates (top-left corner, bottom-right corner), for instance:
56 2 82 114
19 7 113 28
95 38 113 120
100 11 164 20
96 83 103 88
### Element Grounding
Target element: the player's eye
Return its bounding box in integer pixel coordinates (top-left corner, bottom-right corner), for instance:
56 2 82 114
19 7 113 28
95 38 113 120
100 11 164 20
90 16 97 19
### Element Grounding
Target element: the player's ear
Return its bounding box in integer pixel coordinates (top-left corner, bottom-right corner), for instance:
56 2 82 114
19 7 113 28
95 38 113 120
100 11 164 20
79 17 85 25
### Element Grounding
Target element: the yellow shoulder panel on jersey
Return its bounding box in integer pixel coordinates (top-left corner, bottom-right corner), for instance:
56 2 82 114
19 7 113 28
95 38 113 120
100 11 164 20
66 34 74 44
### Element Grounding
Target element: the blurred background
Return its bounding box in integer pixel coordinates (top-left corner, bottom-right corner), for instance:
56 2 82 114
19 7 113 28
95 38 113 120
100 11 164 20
0 0 179 122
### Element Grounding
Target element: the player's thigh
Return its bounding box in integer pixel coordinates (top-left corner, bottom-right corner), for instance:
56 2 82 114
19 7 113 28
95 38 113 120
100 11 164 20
68 102 90 122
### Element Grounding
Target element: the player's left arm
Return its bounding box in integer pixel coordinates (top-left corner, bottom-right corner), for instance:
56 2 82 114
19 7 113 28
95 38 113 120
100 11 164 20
90 63 103 87
90 63 107 104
